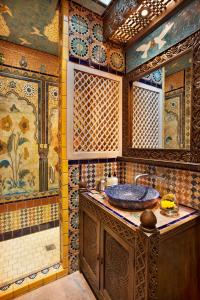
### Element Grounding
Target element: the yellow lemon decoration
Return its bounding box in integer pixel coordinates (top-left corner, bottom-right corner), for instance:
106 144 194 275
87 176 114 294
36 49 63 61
160 193 179 216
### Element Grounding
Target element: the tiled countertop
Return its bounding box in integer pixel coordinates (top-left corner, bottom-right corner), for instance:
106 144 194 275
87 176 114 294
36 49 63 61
87 190 200 233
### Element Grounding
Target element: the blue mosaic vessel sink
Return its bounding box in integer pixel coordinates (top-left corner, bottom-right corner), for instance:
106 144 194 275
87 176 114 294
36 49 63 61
105 184 159 210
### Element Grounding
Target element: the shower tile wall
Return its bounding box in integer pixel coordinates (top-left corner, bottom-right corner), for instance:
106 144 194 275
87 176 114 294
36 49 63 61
0 42 60 295
0 196 59 240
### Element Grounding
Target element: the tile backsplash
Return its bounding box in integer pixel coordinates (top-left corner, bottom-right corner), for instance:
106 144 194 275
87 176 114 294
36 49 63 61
68 158 200 274
122 161 200 211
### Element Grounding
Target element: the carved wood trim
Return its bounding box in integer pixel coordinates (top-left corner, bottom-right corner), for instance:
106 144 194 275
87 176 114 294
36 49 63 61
135 229 160 300
123 30 200 164
147 233 160 300
103 0 186 45
80 194 136 246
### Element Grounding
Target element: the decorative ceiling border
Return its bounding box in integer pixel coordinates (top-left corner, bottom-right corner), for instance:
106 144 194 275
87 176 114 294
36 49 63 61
103 0 188 45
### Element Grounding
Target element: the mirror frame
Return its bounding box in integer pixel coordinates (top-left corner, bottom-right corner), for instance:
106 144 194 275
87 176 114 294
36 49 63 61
122 30 200 164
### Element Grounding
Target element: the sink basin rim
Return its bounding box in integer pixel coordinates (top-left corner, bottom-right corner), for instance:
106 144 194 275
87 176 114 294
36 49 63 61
105 184 160 210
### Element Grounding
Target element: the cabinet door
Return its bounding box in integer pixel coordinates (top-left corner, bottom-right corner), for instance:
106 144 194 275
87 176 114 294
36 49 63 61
80 208 100 292
100 225 134 300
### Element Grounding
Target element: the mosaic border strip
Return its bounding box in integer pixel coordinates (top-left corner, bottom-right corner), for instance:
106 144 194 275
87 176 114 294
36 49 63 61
0 220 59 241
0 263 61 292
0 188 59 204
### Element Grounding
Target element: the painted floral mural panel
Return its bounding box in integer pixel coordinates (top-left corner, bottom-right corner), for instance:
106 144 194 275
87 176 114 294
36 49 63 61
48 84 59 191
0 76 39 196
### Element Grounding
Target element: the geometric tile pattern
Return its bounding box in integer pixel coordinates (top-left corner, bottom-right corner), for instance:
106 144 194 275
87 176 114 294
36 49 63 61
67 159 200 276
73 70 120 152
0 203 59 234
185 67 192 149
69 2 125 73
68 159 118 274
0 227 60 288
132 84 161 148
123 162 200 210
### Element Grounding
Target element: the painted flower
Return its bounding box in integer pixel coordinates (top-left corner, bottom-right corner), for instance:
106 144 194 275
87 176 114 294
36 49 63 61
92 45 106 64
71 15 89 35
1 115 13 131
23 83 35 97
92 24 103 42
50 88 59 100
110 52 124 70
19 117 29 133
0 139 7 155
70 37 88 58
9 81 16 89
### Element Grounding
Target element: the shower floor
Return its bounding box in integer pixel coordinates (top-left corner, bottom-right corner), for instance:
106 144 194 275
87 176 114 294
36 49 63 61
0 227 60 287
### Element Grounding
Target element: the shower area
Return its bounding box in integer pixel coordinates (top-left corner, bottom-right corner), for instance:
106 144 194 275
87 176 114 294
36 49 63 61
0 42 60 291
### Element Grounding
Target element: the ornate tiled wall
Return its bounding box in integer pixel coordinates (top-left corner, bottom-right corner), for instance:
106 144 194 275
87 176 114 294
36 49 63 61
0 67 59 201
68 158 118 274
0 196 59 240
69 1 125 74
0 41 61 298
0 40 58 76
122 161 200 210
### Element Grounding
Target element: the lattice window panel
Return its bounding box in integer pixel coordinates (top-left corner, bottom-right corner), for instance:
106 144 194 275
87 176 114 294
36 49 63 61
132 83 161 148
111 0 173 43
67 63 122 159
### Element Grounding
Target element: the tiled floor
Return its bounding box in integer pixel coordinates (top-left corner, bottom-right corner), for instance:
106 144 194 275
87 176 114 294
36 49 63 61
0 227 60 287
15 271 96 300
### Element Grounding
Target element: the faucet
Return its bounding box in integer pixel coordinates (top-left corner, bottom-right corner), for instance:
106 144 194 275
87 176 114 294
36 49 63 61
135 173 165 185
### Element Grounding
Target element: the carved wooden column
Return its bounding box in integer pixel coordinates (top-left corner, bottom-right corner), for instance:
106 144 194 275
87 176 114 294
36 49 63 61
38 144 49 191
135 209 160 300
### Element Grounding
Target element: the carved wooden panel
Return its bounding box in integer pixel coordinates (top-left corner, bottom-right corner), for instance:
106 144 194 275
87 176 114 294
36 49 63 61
80 194 161 300
67 62 122 159
103 229 130 300
83 212 99 276
103 0 184 44
80 194 136 246
123 30 200 164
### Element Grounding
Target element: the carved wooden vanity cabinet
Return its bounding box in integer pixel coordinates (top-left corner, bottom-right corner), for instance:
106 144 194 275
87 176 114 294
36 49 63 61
79 192 200 300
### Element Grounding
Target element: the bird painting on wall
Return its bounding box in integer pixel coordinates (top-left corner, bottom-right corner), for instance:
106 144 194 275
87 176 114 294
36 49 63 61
0 3 13 16
30 26 43 37
136 41 151 59
19 37 31 45
154 22 174 49
136 22 174 59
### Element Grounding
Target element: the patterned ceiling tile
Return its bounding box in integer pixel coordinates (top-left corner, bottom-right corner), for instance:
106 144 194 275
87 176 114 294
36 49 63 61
0 0 58 55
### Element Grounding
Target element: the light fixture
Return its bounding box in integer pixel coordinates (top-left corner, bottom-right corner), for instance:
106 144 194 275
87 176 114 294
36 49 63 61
140 7 149 17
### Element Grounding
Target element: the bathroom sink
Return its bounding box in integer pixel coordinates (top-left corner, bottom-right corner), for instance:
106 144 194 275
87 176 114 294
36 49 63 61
105 184 159 210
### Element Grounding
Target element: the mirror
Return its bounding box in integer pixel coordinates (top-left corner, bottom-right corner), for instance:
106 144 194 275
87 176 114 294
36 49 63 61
131 52 192 150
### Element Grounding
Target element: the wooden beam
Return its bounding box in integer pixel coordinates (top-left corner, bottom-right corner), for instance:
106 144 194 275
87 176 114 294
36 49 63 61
125 0 190 49
103 0 143 40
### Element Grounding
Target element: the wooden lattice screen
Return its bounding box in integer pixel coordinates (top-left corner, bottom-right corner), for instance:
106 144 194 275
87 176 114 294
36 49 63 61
67 63 122 159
